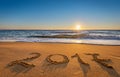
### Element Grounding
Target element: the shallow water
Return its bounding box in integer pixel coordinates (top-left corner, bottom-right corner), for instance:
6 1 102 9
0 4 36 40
0 30 120 45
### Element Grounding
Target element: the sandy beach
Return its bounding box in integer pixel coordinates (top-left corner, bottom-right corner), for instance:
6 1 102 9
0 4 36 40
0 42 120 77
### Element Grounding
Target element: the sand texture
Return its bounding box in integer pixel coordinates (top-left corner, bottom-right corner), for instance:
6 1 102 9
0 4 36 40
0 42 120 77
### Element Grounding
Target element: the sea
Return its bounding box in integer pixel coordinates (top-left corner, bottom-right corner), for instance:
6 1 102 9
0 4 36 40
0 30 120 45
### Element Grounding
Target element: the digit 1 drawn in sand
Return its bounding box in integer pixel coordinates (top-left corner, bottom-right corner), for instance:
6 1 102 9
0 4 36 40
71 53 90 77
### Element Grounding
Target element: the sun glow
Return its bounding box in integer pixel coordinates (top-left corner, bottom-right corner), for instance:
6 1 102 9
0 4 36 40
75 25 81 30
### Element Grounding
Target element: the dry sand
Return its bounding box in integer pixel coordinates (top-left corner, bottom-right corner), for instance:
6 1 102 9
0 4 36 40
0 42 120 77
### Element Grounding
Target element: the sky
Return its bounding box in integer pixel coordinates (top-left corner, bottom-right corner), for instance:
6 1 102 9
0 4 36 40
0 0 120 30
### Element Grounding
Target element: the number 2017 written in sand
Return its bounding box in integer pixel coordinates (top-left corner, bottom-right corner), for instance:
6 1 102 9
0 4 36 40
8 52 113 69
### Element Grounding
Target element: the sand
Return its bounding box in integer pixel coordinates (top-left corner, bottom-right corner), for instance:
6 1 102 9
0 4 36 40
0 42 120 77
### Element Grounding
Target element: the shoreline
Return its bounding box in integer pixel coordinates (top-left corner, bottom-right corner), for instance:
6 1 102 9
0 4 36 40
0 41 120 46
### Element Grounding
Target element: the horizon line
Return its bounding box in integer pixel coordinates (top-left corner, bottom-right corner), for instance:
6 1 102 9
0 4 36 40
0 29 120 31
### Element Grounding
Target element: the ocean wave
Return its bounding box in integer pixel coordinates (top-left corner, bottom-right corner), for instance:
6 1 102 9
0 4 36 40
27 34 87 38
0 30 120 45
27 34 120 40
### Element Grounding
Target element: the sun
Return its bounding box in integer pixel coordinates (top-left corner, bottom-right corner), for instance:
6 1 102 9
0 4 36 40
75 25 81 30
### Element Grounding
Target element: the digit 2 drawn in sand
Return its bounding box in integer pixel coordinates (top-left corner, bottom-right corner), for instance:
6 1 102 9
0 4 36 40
7 53 41 68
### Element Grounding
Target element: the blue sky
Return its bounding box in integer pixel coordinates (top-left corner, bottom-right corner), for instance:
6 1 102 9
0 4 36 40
0 0 120 30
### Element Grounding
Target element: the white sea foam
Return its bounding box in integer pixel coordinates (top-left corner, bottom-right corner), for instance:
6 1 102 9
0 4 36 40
0 30 120 45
